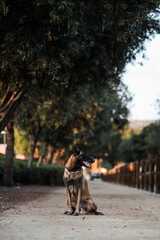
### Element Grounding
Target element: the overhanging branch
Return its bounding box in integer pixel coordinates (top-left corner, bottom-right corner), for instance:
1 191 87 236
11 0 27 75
0 91 23 132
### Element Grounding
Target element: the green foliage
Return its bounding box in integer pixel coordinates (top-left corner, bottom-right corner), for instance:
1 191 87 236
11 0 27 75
120 126 142 140
118 134 146 163
15 163 64 185
14 128 30 155
118 121 160 163
0 155 64 185
1 0 160 100
0 0 8 15
35 164 64 185
141 122 160 156
1 0 160 167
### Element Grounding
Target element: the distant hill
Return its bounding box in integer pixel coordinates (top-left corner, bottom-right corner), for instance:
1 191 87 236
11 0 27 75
121 120 158 140
129 120 156 130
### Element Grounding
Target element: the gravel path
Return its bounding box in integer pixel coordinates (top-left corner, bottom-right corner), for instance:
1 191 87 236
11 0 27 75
0 181 160 240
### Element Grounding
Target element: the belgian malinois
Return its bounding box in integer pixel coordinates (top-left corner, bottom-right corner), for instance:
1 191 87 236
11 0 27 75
63 144 103 216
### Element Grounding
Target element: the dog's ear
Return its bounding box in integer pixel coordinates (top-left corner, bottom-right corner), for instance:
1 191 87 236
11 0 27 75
75 144 81 155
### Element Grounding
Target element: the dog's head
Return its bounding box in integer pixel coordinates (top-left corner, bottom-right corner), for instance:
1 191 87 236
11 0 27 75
74 144 95 168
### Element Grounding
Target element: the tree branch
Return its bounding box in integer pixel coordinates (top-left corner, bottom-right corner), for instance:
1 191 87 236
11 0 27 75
0 85 11 108
0 91 17 113
0 91 23 132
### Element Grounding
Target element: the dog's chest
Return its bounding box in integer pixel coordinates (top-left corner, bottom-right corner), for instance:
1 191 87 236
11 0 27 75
63 169 83 187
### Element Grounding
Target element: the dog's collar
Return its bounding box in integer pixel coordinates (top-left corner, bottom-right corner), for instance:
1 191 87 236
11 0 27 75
65 166 82 172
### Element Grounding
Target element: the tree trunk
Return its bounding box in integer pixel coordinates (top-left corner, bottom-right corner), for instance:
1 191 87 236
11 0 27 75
27 126 41 169
37 142 48 167
27 136 38 169
3 120 14 186
47 147 54 165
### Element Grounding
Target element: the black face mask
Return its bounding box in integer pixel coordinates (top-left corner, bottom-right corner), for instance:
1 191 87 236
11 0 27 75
77 152 95 168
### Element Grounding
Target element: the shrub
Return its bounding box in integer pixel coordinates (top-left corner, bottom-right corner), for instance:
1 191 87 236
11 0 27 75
32 164 64 186
0 155 64 186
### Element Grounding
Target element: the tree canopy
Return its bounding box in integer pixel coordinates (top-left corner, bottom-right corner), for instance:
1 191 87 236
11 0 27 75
118 122 160 163
0 0 160 168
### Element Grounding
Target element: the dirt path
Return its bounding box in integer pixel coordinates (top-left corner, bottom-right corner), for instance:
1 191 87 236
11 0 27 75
0 181 160 240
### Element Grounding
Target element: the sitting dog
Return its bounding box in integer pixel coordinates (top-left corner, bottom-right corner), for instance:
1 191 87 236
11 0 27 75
63 144 103 216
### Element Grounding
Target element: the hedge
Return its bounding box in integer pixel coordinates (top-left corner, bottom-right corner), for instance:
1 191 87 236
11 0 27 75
0 155 64 186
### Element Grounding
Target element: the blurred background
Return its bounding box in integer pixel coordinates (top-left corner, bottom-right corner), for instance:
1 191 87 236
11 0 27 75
0 0 160 186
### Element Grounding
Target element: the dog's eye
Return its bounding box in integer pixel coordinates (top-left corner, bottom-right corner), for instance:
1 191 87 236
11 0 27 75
77 155 83 161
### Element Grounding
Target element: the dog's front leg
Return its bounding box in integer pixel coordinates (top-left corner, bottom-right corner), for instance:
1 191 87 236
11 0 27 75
74 187 82 216
65 187 73 215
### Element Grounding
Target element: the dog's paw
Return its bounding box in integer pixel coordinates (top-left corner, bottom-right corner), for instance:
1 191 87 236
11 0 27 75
67 211 73 215
73 212 79 216
64 210 73 215
99 212 104 216
95 211 104 215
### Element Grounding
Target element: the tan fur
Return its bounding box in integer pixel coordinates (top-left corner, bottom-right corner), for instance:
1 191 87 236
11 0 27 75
65 154 79 169
63 154 97 215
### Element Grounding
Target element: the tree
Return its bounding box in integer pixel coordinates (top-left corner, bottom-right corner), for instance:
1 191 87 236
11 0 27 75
117 121 160 163
141 122 160 156
0 0 80 130
71 83 130 166
36 142 48 167
16 94 48 168
1 0 160 183
1 0 160 131
14 128 30 156
118 133 146 163
3 119 14 186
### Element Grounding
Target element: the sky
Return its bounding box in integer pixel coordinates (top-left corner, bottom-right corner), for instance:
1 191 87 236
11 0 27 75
123 35 160 120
